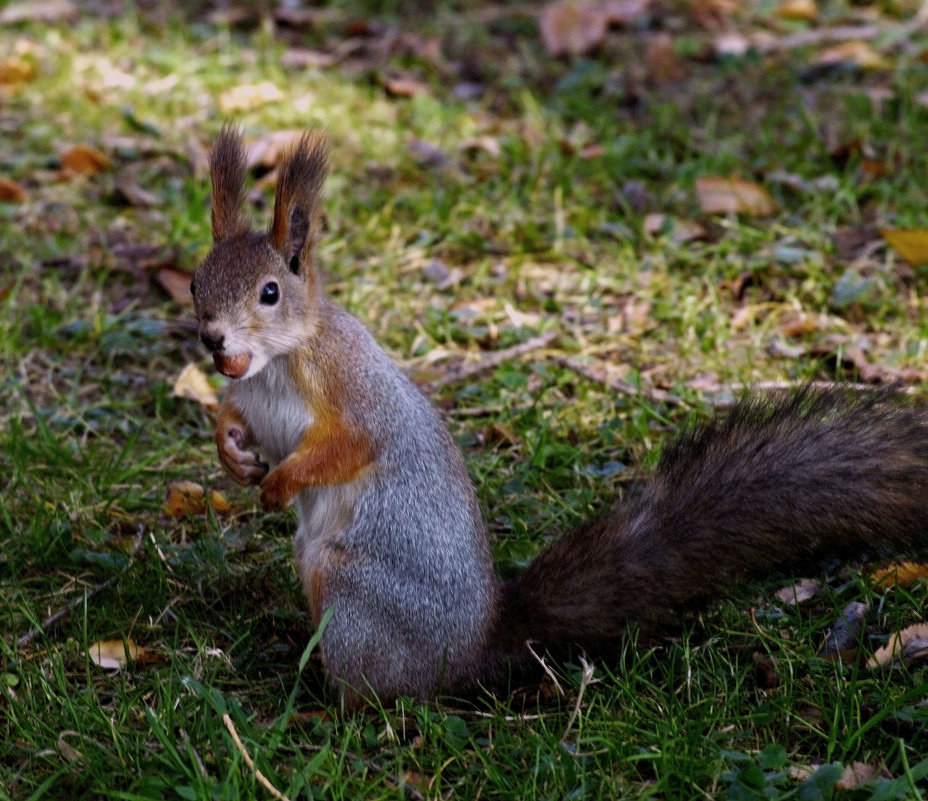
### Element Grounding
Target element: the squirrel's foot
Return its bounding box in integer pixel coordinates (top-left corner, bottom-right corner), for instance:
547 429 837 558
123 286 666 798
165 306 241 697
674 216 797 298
218 427 268 486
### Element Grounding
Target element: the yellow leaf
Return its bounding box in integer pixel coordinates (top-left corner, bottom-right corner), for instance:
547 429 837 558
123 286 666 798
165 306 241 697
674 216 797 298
880 229 928 266
869 560 928 591
816 41 889 71
776 0 816 21
163 480 230 517
87 639 143 670
218 81 284 114
61 144 110 175
173 364 219 411
696 176 778 216
0 55 35 85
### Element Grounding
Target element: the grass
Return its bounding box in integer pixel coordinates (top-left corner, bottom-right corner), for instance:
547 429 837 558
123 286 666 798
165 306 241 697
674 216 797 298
2 1 928 798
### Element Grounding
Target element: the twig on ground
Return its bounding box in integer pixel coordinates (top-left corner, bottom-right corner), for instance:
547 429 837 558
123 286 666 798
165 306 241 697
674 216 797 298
552 355 686 406
757 6 928 53
525 640 564 696
223 713 291 801
560 657 596 745
16 525 144 650
423 330 557 392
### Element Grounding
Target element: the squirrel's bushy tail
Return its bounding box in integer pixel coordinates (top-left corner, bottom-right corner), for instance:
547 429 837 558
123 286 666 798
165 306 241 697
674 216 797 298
488 389 928 676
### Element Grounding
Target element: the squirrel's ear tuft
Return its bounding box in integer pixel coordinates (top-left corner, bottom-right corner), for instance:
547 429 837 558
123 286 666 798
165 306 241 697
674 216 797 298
269 131 328 278
209 124 250 241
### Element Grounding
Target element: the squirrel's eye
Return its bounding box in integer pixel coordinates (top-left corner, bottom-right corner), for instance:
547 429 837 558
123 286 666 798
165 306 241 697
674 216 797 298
260 281 280 306
189 280 196 297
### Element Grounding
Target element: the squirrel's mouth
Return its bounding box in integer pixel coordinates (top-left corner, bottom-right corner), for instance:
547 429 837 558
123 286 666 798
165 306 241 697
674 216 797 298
214 352 252 378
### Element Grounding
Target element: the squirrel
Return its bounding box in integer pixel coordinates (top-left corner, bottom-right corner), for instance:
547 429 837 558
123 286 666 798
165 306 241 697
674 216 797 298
191 126 928 709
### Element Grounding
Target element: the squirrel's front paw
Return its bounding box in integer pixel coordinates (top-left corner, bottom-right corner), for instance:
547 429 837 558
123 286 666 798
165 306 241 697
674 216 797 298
218 427 269 486
259 469 294 512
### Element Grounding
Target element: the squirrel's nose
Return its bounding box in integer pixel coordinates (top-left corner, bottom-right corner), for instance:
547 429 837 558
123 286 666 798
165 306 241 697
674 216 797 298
201 332 224 353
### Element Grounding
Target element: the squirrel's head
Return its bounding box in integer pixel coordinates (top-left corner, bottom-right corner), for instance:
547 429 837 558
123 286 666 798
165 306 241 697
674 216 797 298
192 126 328 381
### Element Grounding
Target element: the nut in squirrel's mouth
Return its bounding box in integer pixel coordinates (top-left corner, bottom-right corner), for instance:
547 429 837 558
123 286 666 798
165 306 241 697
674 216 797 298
214 352 252 378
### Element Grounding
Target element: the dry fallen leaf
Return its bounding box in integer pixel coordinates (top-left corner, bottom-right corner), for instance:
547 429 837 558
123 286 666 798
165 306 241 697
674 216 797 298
163 480 231 517
774 578 822 605
696 176 778 216
379 72 429 98
881 229 928 266
0 0 76 23
218 81 285 114
839 345 924 385
0 55 35 85
776 0 816 21
643 213 706 243
539 0 609 57
646 31 687 83
0 177 27 203
868 623 928 668
458 136 502 158
245 129 305 170
870 561 928 591
836 762 884 790
816 41 889 71
173 364 219 411
819 601 869 660
61 144 110 175
87 639 144 670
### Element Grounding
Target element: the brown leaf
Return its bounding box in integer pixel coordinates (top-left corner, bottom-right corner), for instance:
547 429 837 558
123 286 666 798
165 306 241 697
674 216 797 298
244 129 305 170
602 0 651 25
904 638 928 664
379 72 429 98
819 601 869 660
539 0 609 57
0 55 35 85
816 41 889 71
643 213 706 243
696 176 778 216
153 266 195 307
0 177 27 203
218 82 284 114
836 762 883 790
774 579 821 605
776 0 816 21
163 481 230 517
86 639 145 670
61 144 110 175
0 0 76 23
868 623 928 668
881 229 928 266
840 345 924 385
458 136 502 158
752 651 779 689
833 226 879 260
646 32 687 83
870 561 928 591
173 364 219 411
114 172 161 207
